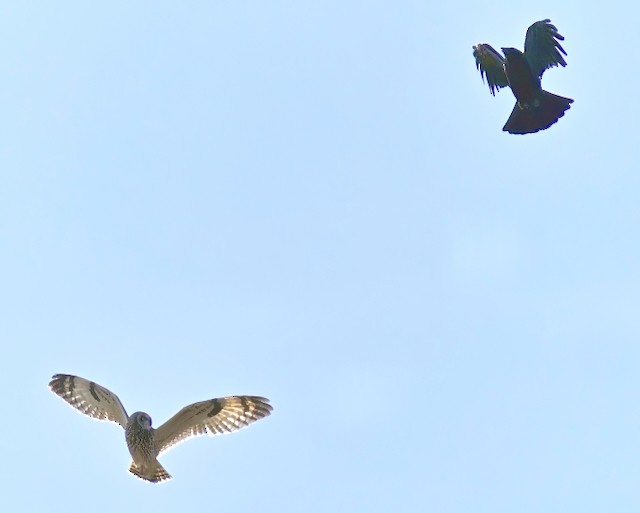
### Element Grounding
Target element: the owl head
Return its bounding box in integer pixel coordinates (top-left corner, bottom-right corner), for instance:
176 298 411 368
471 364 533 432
130 411 152 430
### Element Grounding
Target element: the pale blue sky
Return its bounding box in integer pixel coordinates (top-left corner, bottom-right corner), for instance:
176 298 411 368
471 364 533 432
2 1 640 511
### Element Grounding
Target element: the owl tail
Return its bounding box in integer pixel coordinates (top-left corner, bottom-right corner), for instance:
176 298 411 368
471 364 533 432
129 460 172 483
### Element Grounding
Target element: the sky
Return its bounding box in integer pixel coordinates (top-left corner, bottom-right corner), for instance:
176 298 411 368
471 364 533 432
2 1 639 511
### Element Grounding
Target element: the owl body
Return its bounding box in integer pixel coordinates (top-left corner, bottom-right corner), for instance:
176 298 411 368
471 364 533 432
49 374 272 483
125 412 170 482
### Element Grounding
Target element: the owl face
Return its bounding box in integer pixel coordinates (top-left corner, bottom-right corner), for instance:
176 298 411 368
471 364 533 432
132 412 152 430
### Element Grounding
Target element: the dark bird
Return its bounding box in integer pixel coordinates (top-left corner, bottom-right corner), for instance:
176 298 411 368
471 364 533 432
473 19 573 134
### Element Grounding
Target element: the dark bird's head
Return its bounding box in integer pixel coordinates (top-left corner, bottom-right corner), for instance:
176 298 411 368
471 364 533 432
501 47 524 61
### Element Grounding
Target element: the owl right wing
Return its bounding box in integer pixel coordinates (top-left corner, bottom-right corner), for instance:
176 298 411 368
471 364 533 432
49 374 129 428
154 396 272 454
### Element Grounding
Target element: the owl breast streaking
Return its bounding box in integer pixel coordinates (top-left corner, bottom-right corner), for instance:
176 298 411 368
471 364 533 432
49 374 272 483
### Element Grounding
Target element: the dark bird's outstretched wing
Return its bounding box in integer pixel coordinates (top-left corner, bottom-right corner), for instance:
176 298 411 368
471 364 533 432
523 19 567 79
472 44 509 96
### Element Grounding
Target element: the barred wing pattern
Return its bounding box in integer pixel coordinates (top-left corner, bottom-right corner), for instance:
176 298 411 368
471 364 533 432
49 373 129 428
49 373 273 482
155 396 273 454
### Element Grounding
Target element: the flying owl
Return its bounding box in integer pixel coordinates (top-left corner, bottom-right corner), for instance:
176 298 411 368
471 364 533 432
49 373 273 483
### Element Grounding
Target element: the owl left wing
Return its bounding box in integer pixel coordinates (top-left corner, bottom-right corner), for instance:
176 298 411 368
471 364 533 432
49 374 129 428
154 396 272 454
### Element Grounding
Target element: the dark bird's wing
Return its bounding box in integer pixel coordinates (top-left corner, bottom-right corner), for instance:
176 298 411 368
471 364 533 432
472 44 509 96
154 396 272 454
523 19 567 78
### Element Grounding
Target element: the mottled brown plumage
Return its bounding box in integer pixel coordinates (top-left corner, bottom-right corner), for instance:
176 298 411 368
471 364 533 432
49 374 272 483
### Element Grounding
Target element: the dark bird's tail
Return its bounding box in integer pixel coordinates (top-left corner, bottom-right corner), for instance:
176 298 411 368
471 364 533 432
503 91 573 134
